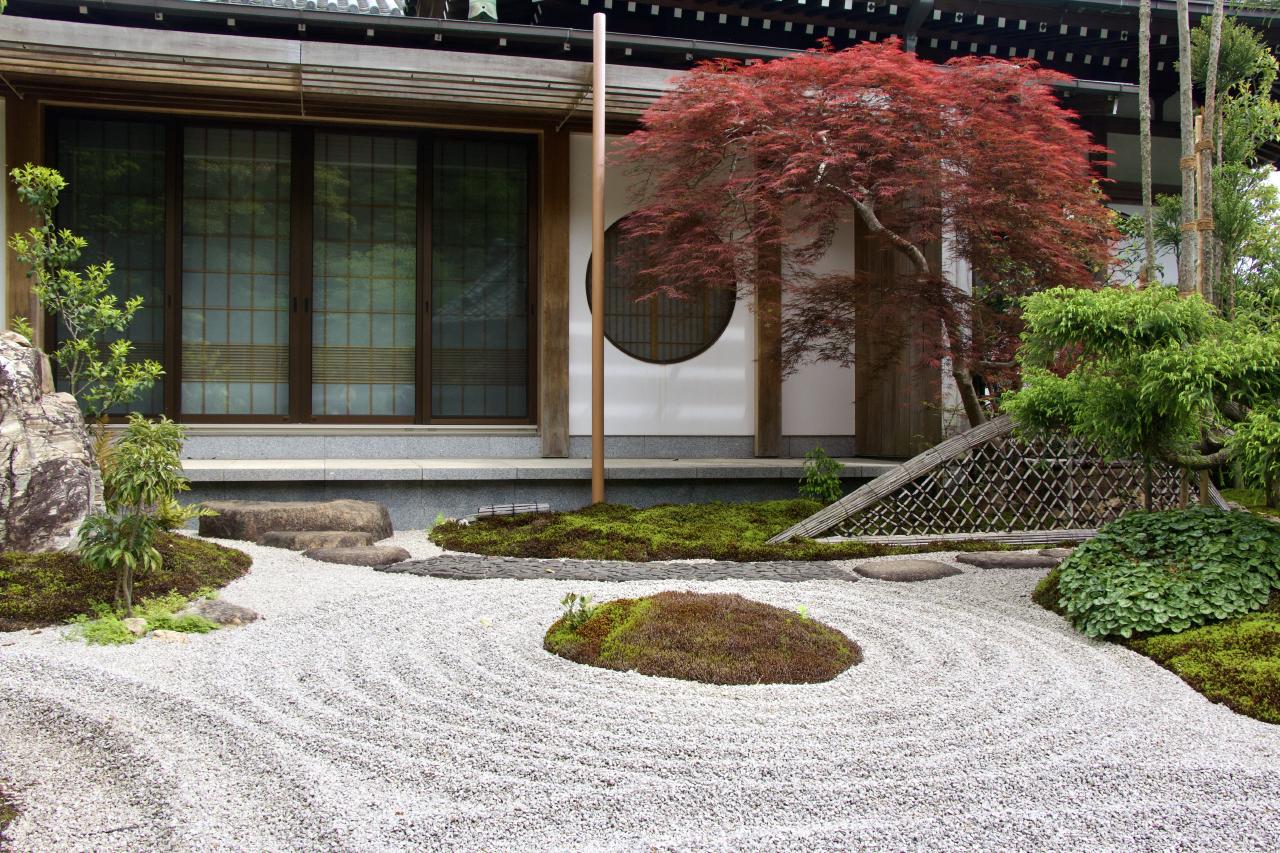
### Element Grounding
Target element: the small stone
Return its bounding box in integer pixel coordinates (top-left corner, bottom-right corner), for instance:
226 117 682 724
150 629 190 645
257 530 375 550
182 599 260 626
854 559 963 582
303 545 412 567
122 617 147 637
955 551 1061 569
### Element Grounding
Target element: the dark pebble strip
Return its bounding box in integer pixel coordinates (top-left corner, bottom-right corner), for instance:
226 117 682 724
378 555 859 583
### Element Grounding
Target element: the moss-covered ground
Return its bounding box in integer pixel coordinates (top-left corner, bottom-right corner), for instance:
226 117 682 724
433 499 1031 562
0 533 251 631
1035 566 1279 724
1221 488 1280 519
544 590 861 685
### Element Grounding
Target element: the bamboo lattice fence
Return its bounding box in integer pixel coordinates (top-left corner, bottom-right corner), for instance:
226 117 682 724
769 415 1229 545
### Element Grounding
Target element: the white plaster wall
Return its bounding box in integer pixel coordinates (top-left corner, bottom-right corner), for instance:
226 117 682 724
939 230 972 438
1110 201 1179 286
568 133 755 435
0 96 6 332
780 219 856 438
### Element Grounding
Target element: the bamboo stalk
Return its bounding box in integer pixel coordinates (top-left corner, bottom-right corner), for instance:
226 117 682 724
590 12 607 505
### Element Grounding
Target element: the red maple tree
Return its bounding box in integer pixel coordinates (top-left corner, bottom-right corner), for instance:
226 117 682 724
618 39 1116 427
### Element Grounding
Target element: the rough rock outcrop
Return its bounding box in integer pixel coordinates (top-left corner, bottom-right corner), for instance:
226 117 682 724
257 530 375 550
182 599 260 626
198 499 392 543
0 331 103 552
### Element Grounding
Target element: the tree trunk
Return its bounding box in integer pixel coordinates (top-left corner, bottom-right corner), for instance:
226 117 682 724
1139 0 1157 283
848 195 987 429
1198 0 1225 306
1176 0 1199 294
1143 456 1154 511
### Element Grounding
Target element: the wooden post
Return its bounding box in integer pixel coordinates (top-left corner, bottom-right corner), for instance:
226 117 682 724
539 128 571 458
5 94 42 343
590 13 606 504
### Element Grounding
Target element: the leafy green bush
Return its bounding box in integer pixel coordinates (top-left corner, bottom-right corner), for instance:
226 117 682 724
799 446 844 505
1056 509 1280 639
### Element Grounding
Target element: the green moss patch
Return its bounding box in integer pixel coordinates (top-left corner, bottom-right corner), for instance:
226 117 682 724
0 788 16 842
433 499 1037 562
544 590 862 685
0 534 251 631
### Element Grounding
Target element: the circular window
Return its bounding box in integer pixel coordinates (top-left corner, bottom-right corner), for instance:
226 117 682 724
586 215 736 364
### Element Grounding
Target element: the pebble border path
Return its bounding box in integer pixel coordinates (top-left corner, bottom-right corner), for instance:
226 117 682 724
380 555 861 583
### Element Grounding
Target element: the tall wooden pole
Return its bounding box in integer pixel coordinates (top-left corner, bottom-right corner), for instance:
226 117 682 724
590 13 607 504
1175 0 1198 295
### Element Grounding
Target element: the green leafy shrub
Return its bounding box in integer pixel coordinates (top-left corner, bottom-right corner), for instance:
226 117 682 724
559 592 598 630
799 447 843 505
79 415 204 616
66 591 218 645
1055 509 1280 639
7 164 162 420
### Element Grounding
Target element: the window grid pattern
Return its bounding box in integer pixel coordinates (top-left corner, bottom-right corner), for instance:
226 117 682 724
181 126 292 416
592 217 736 364
54 117 167 413
312 132 418 417
431 139 530 418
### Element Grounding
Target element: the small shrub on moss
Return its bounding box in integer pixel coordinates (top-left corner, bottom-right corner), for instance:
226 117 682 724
799 447 843 505
1 533 250 631
544 590 862 685
1055 509 1280 640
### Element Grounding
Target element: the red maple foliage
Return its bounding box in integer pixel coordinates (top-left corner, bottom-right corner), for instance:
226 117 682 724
617 39 1116 427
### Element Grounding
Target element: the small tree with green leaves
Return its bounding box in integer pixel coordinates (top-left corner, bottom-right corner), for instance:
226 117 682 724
78 415 205 616
7 165 162 422
799 447 844 506
1003 285 1280 509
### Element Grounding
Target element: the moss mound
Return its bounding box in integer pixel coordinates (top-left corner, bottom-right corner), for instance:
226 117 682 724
0 533 251 630
433 499 1040 562
544 590 862 685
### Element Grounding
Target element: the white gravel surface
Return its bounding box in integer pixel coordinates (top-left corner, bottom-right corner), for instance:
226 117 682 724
2 531 1279 851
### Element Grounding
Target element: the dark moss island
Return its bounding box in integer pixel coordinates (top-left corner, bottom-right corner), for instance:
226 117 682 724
544 591 862 685
0 533 252 630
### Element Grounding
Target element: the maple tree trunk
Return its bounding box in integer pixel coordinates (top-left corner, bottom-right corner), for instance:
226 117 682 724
1176 0 1198 294
848 196 986 429
1139 0 1157 282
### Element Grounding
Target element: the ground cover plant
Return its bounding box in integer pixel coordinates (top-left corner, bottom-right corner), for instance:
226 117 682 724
0 787 15 852
1034 508 1280 724
0 533 250 631
1051 509 1280 639
67 591 220 646
431 499 1036 562
544 590 861 685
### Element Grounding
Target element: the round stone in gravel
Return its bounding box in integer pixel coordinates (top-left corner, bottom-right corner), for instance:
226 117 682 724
955 551 1061 569
181 599 260 626
854 559 962 582
302 545 411 567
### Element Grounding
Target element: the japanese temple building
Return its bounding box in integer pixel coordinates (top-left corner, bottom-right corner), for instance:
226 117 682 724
1 0 1273 521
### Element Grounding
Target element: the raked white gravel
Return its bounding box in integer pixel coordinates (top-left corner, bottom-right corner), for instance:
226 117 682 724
2 531 1279 852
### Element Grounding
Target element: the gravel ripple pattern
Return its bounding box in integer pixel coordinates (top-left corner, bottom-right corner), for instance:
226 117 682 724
2 532 1279 851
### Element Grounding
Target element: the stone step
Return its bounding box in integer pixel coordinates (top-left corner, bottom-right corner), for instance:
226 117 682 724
198 499 392 543
257 530 376 550
303 545 412 567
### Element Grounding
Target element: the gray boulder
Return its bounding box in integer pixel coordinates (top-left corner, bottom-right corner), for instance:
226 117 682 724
182 598 260 626
257 530 375 550
854 559 963 582
303 545 411 567
198 499 392 543
0 331 104 552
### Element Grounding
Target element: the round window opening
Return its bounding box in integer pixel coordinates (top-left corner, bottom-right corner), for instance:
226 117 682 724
586 215 736 364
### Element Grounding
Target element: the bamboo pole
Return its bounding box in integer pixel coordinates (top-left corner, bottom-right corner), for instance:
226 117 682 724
1175 0 1198 295
590 12 606 504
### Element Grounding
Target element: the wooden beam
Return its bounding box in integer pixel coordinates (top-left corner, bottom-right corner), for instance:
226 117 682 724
539 126 571 458
754 227 782 458
5 93 42 345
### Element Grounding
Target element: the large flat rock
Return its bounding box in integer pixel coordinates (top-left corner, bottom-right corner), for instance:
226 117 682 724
955 551 1062 570
199 499 392 543
257 530 375 550
854 559 963 582
304 545 411 567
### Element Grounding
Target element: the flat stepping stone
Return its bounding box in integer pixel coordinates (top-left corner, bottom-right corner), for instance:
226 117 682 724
1039 547 1075 559
199 499 392 543
181 599 260 626
955 551 1061 569
853 560 962 582
304 545 411 567
257 530 375 550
